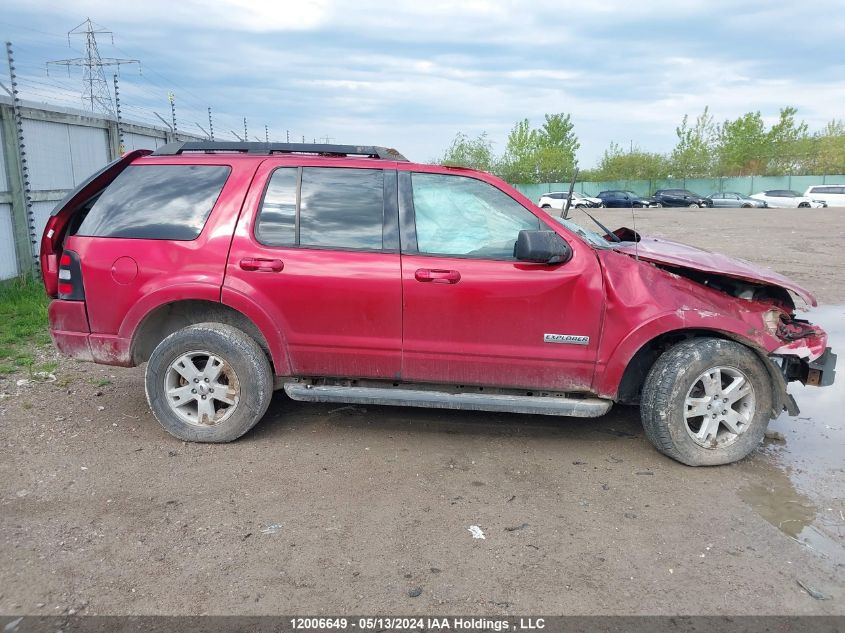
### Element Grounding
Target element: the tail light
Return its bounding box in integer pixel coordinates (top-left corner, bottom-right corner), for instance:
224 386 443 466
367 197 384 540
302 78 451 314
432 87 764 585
58 250 85 301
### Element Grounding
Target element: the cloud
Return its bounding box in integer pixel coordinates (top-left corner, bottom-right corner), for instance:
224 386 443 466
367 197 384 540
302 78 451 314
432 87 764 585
2 0 843 165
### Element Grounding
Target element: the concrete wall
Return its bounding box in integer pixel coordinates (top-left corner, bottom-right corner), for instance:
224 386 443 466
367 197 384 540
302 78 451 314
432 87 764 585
0 97 201 280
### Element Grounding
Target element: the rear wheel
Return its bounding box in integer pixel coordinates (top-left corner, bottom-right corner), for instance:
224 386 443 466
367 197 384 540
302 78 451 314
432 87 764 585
145 323 273 442
640 338 772 466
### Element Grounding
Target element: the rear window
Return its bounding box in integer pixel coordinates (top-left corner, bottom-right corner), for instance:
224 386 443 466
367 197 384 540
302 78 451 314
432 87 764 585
76 164 231 240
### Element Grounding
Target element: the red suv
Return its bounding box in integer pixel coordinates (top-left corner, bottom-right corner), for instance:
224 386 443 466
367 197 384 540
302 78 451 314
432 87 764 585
41 142 836 466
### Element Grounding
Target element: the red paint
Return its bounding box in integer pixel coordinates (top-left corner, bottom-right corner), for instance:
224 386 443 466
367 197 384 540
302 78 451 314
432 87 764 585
110 256 139 284
43 150 833 406
225 158 402 379
615 233 817 306
400 252 602 391
48 299 89 333
40 150 151 297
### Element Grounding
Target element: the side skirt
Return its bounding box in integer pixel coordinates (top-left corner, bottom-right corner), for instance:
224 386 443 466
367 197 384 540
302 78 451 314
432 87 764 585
282 380 612 418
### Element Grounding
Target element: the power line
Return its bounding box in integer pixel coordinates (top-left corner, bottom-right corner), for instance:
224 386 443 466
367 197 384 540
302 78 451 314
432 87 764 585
46 18 139 115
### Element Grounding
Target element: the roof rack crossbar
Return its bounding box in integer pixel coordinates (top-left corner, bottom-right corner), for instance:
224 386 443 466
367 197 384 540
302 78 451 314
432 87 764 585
152 141 407 161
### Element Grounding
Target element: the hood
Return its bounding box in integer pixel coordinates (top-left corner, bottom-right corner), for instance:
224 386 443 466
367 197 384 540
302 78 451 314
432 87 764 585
614 231 817 307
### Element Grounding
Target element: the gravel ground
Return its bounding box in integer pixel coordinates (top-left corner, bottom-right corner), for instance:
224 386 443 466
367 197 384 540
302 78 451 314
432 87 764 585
0 207 843 616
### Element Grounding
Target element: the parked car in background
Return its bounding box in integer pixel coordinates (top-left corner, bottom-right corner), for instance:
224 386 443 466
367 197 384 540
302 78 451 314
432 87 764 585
706 192 768 208
803 184 845 207
538 191 602 211
651 189 713 208
596 190 651 208
750 190 827 208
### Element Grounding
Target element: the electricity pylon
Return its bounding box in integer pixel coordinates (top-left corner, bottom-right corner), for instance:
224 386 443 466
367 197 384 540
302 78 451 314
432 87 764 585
47 18 139 115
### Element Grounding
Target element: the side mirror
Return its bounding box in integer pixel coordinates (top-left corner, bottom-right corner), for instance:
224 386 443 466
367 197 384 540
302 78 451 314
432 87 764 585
514 230 572 265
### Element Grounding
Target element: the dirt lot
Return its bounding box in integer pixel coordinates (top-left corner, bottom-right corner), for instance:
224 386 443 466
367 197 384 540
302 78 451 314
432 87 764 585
1 208 843 616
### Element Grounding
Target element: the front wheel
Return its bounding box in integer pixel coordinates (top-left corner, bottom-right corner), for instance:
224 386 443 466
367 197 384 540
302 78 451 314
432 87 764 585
145 323 273 442
652 202 663 208
798 202 810 208
640 338 773 466
688 202 699 208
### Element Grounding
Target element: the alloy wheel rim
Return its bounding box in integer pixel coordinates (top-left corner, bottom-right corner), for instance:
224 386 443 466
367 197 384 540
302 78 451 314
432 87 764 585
683 365 755 448
164 350 240 426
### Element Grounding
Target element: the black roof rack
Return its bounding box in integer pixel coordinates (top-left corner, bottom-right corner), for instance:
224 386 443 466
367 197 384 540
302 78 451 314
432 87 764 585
151 141 407 161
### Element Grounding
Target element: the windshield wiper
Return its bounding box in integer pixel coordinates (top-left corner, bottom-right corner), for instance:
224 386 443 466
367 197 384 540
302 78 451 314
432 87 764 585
582 210 621 242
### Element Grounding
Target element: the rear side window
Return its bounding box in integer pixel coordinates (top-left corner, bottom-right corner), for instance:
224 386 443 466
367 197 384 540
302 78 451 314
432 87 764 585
300 168 384 249
77 165 230 240
256 167 385 250
256 168 297 246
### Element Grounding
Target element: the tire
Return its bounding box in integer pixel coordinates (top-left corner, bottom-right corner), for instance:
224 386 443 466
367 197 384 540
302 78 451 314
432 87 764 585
742 203 752 208
688 202 699 208
798 202 810 208
640 338 773 466
599 203 606 208
541 205 552 209
652 202 663 208
145 323 273 442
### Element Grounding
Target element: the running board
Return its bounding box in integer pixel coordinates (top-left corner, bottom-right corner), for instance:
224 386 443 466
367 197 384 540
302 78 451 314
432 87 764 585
283 383 612 418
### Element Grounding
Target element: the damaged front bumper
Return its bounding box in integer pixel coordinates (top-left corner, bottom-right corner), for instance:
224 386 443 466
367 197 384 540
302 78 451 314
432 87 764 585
806 347 837 387
768 346 837 416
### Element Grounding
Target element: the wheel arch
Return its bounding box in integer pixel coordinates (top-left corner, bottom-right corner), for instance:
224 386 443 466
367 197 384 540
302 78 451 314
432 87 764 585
603 322 786 416
129 299 282 374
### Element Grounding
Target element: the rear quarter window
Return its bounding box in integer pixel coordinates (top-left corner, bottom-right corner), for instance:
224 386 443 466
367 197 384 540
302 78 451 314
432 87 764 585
76 164 231 240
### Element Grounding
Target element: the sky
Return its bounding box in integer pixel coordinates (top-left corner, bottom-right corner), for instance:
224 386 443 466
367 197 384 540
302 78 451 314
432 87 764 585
1 0 844 166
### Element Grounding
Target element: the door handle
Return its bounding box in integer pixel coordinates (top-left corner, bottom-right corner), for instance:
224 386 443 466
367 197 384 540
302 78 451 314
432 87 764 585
239 257 284 272
414 268 461 284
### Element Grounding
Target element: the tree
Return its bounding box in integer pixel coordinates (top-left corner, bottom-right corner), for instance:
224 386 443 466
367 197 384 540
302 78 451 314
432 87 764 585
498 114 580 183
590 142 670 181
534 113 580 182
670 107 715 177
813 119 845 175
439 131 495 172
766 107 810 174
715 112 768 175
498 119 541 183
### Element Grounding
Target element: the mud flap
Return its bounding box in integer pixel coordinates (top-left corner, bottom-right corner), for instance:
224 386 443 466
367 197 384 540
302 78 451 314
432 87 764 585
784 393 799 416
761 352 798 418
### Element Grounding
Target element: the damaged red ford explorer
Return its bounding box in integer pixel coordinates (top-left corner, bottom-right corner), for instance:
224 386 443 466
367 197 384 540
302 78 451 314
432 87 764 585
41 142 837 466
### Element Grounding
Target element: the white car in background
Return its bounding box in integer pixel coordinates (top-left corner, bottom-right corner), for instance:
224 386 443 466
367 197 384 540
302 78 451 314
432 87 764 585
538 191 603 211
803 184 845 207
749 190 827 208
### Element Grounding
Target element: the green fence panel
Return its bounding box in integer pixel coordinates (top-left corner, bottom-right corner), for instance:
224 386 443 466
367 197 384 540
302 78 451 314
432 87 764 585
684 179 720 196
790 175 826 194
578 181 604 195
508 175 845 202
719 178 749 195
